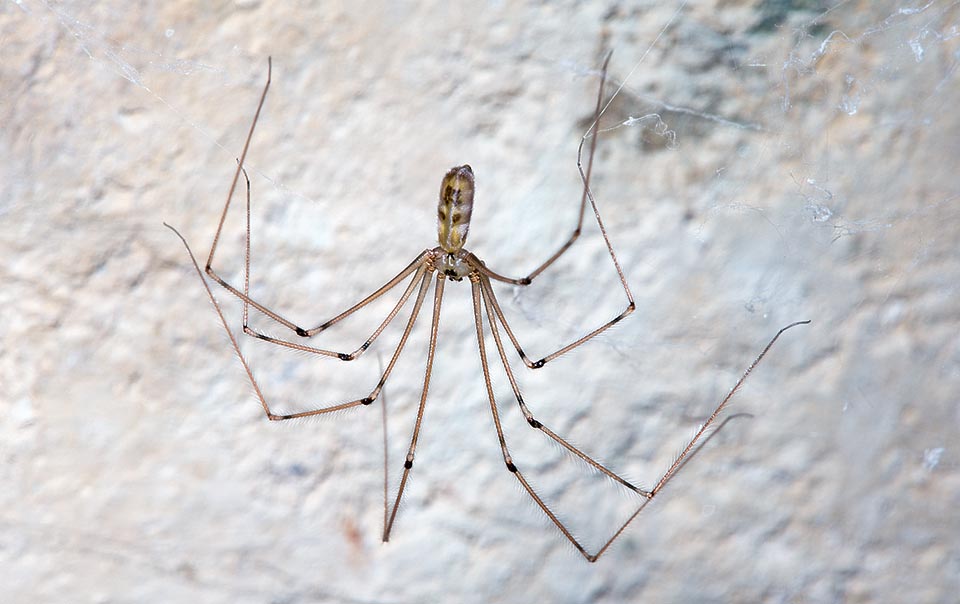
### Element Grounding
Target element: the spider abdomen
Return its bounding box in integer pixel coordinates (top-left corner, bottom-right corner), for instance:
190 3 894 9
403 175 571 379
437 164 474 253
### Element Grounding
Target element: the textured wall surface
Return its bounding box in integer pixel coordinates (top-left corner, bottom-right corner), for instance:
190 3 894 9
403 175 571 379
3 1 959 602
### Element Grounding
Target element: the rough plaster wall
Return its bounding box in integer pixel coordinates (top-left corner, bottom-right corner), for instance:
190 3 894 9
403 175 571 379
2 1 959 603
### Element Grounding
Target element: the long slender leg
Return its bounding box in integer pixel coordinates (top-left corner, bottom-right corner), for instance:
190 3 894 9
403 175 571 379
244 264 428 361
469 275 597 560
204 56 422 342
466 52 635 368
235 161 431 343
477 279 647 495
166 222 433 418
241 164 252 326
206 58 271 278
383 275 446 542
586 320 811 562
479 273 630 370
648 320 810 496
376 355 391 538
521 54 608 283
475 52 612 287
203 57 302 331
237 160 429 361
472 302 807 561
226 165 430 340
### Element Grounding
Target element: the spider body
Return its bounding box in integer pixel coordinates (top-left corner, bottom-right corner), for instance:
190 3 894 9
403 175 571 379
165 55 808 562
437 164 475 254
434 164 476 281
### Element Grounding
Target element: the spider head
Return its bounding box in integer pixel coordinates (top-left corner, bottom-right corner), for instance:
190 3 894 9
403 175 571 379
437 165 474 253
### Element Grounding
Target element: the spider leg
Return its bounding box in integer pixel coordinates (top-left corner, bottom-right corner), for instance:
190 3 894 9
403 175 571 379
215 148 431 344
166 222 434 419
472 297 808 561
232 164 434 362
376 355 391 540
466 51 634 368
470 275 598 561
587 320 810 561
647 320 810 496
479 52 612 288
478 274 631 371
204 57 425 343
243 262 429 361
204 58 291 325
383 274 445 542
477 279 647 495
206 58 271 281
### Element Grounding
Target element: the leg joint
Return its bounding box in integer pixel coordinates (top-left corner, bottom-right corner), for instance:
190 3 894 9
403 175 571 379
245 327 268 341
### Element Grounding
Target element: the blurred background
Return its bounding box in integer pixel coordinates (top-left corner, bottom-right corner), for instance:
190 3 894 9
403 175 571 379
2 1 958 602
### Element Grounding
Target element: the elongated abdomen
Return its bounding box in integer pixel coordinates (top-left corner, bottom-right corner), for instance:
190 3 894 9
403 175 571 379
437 165 474 253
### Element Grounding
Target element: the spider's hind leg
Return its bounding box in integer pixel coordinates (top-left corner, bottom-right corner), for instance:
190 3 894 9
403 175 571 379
469 275 640 562
166 222 436 421
477 278 647 496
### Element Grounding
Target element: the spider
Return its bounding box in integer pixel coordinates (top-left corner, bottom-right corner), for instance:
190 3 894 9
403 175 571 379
165 54 809 562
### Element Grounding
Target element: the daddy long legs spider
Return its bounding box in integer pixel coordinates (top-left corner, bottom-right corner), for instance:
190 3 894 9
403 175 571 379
165 55 809 562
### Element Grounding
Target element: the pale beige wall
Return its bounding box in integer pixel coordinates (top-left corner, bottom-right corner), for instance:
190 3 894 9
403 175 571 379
3 1 958 602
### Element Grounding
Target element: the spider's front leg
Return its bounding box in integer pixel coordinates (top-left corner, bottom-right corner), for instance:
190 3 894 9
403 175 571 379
200 58 433 359
240 251 432 362
493 52 614 287
463 51 634 370
211 166 432 355
167 222 436 419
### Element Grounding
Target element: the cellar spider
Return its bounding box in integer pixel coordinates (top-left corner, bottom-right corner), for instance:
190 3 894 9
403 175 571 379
165 55 809 562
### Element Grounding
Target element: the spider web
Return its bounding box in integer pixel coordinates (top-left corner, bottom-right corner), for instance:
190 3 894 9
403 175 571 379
2 1 959 603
